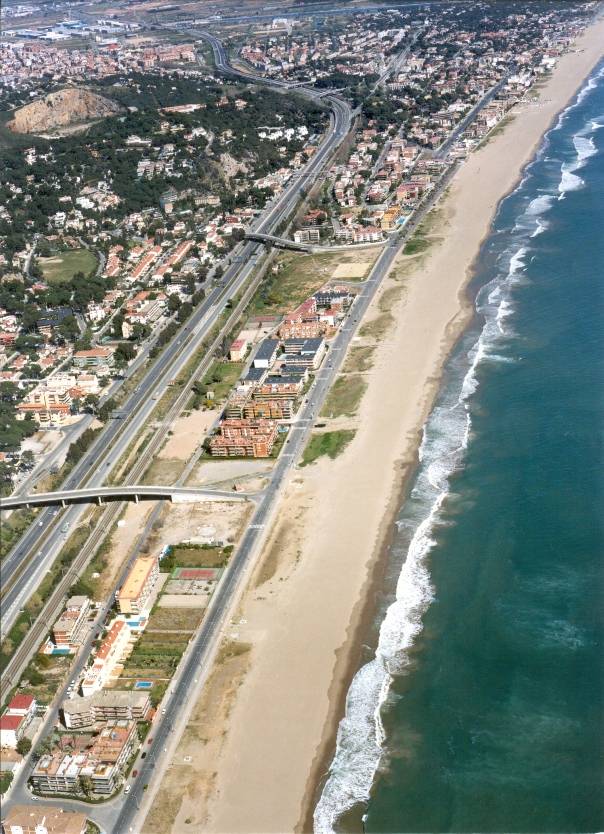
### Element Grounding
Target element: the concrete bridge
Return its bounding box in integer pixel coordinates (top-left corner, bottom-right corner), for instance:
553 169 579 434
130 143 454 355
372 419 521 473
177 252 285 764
1 486 250 511
245 231 386 254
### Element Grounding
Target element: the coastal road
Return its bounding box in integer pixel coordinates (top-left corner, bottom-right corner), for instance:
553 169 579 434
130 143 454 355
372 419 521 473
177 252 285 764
106 156 461 834
436 75 511 158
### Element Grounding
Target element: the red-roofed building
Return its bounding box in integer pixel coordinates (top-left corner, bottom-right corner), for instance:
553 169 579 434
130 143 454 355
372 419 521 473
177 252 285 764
0 713 26 748
229 338 248 362
5 694 37 720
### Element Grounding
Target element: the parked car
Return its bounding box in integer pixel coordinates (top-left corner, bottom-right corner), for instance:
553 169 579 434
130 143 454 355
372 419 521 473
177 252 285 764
132 770 138 778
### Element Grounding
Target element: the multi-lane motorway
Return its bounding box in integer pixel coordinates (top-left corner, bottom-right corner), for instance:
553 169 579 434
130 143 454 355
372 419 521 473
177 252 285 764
0 83 350 643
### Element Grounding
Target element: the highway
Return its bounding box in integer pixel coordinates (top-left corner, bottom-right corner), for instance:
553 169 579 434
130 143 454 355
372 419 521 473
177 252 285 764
0 80 349 640
0 43 353 821
4 160 463 834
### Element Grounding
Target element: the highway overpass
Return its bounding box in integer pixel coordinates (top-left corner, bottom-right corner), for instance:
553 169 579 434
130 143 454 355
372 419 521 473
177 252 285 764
245 230 386 254
1 486 249 511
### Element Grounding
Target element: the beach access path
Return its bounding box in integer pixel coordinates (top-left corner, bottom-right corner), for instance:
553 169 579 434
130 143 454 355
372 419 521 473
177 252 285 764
142 17 604 834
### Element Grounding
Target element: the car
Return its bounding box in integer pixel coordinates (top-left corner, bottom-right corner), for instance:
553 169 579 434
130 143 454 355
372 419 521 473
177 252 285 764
143 784 148 792
124 785 131 794
38 521 43 526
52 511 58 516
152 392 159 400
147 738 153 744
162 708 166 715
132 770 138 778
141 752 146 760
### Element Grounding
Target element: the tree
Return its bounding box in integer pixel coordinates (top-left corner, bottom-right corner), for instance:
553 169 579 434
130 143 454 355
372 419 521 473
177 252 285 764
167 294 181 312
177 302 192 322
80 774 94 797
85 394 100 412
71 398 82 414
115 342 137 364
58 315 81 343
16 736 32 756
21 450 35 468
99 397 118 422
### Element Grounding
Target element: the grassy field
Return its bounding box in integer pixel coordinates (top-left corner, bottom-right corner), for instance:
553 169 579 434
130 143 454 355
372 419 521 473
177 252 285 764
202 360 245 401
164 543 233 569
403 235 434 256
39 249 98 282
300 429 357 467
342 346 376 373
360 311 395 340
321 375 367 419
249 251 370 317
142 457 185 487
145 607 205 631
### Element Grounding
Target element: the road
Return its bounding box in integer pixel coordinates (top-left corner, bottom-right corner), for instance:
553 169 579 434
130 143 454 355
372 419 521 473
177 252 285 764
103 158 461 834
1 485 250 511
1 73 350 638
436 75 511 158
2 21 346 812
1 55 353 821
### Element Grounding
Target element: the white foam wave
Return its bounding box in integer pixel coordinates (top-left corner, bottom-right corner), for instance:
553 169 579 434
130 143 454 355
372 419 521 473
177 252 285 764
558 165 584 195
315 233 531 832
530 218 549 238
496 299 515 335
525 194 556 216
573 134 597 162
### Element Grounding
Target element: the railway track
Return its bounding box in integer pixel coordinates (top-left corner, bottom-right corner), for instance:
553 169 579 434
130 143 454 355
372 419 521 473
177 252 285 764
0 254 272 704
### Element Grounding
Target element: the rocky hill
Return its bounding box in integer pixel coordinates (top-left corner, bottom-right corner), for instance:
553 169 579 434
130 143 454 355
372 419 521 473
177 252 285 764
8 88 122 134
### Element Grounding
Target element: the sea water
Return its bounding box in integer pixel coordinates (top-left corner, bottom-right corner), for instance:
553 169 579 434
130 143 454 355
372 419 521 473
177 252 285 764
315 60 604 833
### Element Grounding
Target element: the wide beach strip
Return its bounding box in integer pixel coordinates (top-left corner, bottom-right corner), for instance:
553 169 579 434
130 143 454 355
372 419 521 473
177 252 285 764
142 16 604 834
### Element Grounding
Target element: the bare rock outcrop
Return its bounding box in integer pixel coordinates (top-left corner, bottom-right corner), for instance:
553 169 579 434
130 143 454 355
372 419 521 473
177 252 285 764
8 88 122 134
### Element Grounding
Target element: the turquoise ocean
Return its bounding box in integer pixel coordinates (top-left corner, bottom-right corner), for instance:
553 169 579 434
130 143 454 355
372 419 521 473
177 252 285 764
315 59 604 833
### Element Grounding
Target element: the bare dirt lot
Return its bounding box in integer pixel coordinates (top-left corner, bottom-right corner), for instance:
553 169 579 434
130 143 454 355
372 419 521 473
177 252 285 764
159 410 218 461
140 501 253 559
143 640 253 834
331 260 375 279
186 459 275 487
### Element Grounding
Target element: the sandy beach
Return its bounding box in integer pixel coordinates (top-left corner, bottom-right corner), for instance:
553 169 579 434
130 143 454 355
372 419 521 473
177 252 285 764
143 19 604 834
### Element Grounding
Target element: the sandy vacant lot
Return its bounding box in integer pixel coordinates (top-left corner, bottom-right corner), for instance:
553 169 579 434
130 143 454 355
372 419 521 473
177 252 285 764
187 458 275 487
141 500 253 558
331 261 374 279
159 409 218 461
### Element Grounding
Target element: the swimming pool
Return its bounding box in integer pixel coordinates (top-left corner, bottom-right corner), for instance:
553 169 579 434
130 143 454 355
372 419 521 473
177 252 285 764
135 681 152 690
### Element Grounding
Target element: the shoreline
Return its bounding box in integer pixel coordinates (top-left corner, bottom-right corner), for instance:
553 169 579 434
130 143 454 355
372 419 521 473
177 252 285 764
301 23 604 833
143 18 604 834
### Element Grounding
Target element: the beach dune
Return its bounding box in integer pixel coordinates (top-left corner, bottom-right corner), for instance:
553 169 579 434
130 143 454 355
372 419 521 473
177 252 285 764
143 18 604 834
